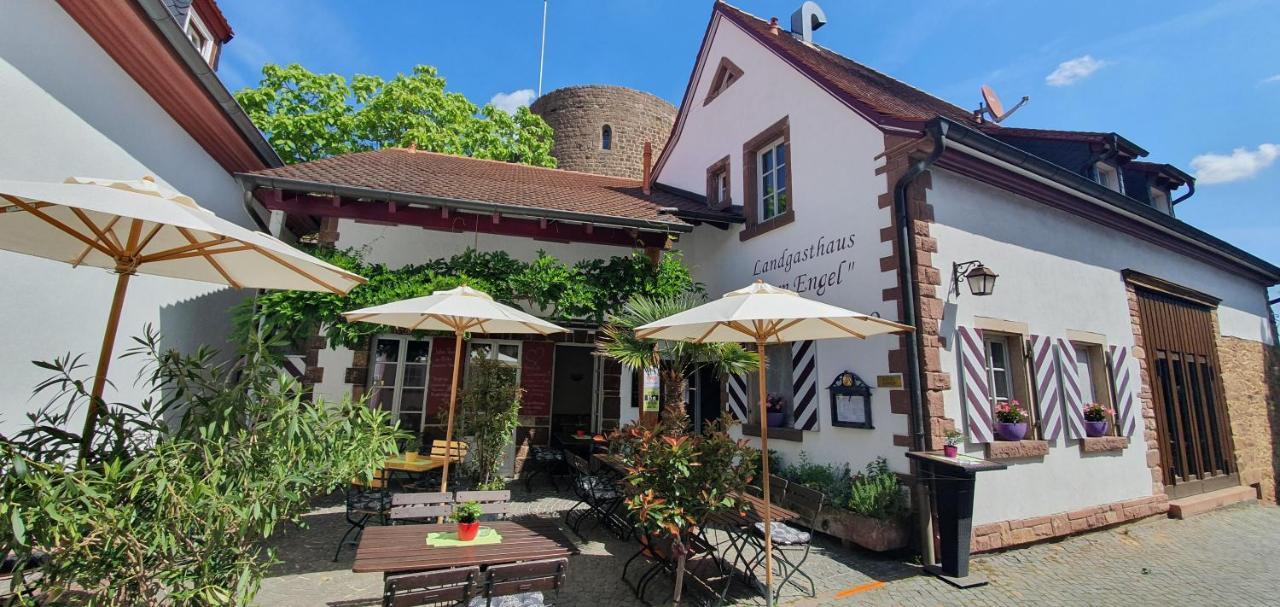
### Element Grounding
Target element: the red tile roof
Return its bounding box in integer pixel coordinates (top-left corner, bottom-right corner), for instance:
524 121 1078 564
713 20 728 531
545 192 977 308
242 148 728 228
716 3 979 126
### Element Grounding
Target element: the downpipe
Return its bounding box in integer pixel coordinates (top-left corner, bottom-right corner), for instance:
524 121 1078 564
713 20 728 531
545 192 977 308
892 119 947 567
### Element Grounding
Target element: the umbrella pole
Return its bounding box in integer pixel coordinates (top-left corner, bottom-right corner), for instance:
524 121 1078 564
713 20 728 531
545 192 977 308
77 270 132 467
439 328 465 497
756 335 775 605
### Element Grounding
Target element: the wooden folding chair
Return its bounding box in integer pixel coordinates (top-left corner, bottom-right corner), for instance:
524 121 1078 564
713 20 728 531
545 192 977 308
454 490 511 520
383 565 481 607
475 558 568 607
389 492 455 523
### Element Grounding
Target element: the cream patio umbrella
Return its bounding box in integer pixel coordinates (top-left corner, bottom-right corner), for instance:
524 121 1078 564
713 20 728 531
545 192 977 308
634 280 912 603
341 286 567 492
0 176 366 464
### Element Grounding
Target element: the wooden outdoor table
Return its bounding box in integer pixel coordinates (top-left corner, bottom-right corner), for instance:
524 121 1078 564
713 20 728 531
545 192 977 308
352 519 577 575
591 452 629 476
358 453 446 489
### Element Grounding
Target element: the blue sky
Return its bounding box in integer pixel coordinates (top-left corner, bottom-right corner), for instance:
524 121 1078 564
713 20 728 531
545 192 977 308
216 0 1279 296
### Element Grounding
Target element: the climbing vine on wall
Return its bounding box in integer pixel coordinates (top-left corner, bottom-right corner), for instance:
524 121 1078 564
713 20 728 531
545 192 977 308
239 247 701 349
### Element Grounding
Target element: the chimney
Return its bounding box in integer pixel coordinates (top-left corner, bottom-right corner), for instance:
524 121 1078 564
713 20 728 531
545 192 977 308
642 142 652 196
790 2 827 44
769 17 779 35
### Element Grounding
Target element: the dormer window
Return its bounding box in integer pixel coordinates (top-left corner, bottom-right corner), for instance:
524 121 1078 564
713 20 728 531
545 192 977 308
1094 162 1120 192
184 10 216 64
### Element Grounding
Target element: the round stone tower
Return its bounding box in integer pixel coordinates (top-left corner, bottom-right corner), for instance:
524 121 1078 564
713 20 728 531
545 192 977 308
530 85 676 180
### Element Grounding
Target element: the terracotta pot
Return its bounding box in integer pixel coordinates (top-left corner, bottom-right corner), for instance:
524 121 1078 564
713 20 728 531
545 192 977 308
766 412 786 428
575 430 586 437
995 422 1027 441
943 445 958 458
456 521 480 541
1084 420 1109 437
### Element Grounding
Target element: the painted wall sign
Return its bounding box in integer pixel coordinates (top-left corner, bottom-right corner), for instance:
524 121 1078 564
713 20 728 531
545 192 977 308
750 232 857 296
642 368 661 412
876 374 903 389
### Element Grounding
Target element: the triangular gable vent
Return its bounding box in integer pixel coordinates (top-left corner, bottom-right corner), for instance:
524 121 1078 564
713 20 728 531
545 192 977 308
703 56 744 106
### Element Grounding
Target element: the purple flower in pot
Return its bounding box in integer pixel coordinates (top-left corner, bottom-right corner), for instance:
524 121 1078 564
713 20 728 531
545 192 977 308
765 393 788 428
993 400 1028 441
1083 402 1113 437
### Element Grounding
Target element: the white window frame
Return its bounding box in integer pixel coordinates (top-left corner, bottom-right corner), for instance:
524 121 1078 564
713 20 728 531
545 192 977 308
984 337 1014 406
715 170 729 206
368 335 432 431
1073 344 1099 404
466 339 523 382
757 137 788 222
183 10 215 63
1094 162 1120 192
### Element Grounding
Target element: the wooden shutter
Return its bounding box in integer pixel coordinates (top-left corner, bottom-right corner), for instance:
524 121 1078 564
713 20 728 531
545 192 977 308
1055 338 1087 439
1107 345 1140 437
791 340 819 430
956 326 993 443
725 373 750 423
1029 334 1063 441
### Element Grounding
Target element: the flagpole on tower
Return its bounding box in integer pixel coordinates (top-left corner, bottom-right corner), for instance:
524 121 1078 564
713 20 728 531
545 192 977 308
537 0 548 97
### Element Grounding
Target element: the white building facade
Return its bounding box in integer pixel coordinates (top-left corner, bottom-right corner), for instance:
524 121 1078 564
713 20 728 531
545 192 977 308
0 0 278 435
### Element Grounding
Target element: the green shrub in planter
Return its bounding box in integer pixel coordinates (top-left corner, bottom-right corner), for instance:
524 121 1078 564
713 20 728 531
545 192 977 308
846 457 908 521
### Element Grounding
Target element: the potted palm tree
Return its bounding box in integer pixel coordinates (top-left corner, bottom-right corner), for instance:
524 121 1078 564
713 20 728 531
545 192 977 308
449 501 484 541
598 294 756 424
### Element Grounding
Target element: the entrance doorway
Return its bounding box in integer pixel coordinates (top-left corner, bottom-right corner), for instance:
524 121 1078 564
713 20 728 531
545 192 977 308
551 345 595 436
1135 287 1236 498
686 367 723 433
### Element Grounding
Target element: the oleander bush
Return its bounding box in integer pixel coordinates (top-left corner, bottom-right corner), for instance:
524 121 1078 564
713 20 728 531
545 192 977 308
0 327 402 606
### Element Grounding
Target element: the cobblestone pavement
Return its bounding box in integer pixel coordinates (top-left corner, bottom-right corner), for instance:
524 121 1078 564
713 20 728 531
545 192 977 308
255 484 1279 607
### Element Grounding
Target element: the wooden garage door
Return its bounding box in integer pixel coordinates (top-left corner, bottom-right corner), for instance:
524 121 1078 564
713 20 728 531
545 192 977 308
1135 287 1236 498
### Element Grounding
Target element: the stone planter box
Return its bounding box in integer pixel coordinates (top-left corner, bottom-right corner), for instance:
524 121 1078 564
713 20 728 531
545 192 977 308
813 508 909 552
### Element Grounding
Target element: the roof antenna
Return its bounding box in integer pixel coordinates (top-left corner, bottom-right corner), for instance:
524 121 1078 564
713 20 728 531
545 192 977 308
537 0 549 97
975 84 1029 124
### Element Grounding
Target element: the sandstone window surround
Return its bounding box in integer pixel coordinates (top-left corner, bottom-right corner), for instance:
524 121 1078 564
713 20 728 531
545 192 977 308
705 155 732 209
740 116 795 241
973 318 1049 459
703 56 744 106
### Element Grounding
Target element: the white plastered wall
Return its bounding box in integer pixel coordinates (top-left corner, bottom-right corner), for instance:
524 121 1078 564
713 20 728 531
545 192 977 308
658 15 906 474
0 2 250 434
929 168 1275 524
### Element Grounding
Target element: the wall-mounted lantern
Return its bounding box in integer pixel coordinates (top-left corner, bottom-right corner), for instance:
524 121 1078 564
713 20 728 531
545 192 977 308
952 260 998 298
828 370 873 429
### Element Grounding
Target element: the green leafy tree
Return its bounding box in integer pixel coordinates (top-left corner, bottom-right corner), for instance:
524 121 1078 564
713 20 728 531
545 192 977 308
456 356 523 490
235 63 556 166
241 247 702 350
0 328 403 605
598 294 756 421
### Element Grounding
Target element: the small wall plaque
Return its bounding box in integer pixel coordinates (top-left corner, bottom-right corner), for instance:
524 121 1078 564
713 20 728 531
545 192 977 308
876 374 903 389
829 370 873 429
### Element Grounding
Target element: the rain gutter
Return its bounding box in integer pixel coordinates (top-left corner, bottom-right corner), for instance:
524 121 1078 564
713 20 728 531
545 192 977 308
892 119 947 568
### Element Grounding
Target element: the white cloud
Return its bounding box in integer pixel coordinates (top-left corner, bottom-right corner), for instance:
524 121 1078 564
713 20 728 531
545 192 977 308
1045 55 1108 86
1260 74 1280 85
488 89 537 114
1190 144 1279 184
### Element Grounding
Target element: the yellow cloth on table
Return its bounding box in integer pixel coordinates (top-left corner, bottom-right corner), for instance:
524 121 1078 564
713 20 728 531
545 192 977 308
425 527 503 547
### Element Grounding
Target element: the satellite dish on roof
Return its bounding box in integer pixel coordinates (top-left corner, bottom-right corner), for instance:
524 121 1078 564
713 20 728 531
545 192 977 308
976 84 1029 124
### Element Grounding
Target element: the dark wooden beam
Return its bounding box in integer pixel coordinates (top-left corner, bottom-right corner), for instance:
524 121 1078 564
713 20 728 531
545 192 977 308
256 189 668 249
